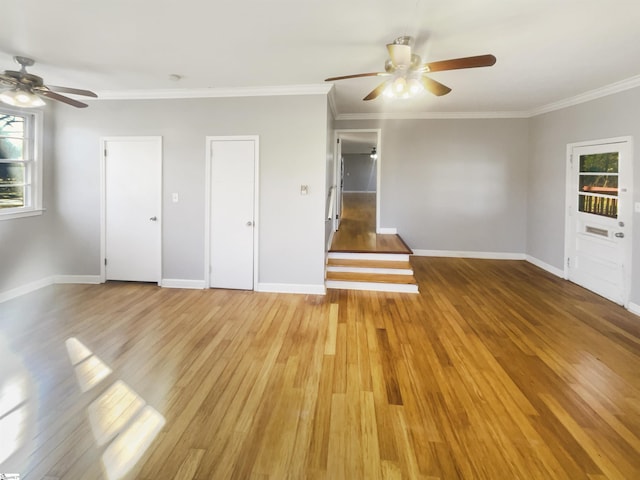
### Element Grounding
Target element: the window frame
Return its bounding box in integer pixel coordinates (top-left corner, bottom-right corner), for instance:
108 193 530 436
0 105 44 220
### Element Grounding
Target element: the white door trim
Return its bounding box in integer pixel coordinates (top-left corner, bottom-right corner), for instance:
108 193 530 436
564 136 633 306
204 135 260 290
100 136 163 284
333 129 382 233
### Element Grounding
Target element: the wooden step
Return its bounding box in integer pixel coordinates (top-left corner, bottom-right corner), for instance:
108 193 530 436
326 258 414 275
325 271 419 293
325 251 419 293
326 271 416 284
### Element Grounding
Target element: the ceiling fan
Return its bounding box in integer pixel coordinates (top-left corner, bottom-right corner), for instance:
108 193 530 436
325 36 496 101
0 56 97 108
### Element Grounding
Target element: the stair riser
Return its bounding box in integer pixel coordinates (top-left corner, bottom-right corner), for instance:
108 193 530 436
327 252 410 262
325 280 419 293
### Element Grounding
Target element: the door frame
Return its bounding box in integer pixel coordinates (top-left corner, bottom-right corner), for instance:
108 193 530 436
333 129 382 233
204 135 260 290
100 136 163 284
564 136 633 306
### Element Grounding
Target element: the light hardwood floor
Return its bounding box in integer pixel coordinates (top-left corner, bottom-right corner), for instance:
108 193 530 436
330 193 411 254
1 258 639 479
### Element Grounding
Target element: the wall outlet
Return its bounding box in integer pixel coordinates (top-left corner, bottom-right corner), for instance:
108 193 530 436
300 185 309 195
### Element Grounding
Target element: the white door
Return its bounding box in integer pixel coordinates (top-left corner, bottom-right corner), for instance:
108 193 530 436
208 138 257 290
566 138 633 305
103 137 162 283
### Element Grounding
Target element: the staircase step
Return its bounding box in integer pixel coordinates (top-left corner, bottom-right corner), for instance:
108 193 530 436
327 252 410 262
326 258 413 275
325 251 418 293
326 271 417 284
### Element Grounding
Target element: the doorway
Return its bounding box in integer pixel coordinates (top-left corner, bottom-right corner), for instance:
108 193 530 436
205 136 259 290
333 129 381 234
101 137 162 283
565 137 633 306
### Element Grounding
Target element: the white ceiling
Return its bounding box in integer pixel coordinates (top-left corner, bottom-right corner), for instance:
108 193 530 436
2 1 640 117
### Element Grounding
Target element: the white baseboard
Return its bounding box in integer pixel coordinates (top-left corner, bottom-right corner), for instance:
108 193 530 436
257 283 326 295
525 255 565 278
54 275 102 284
0 276 55 304
628 302 640 317
377 227 397 234
412 249 526 260
160 279 206 289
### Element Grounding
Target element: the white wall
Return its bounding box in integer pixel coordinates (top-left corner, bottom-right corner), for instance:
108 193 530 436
343 154 377 192
335 118 529 254
50 95 328 290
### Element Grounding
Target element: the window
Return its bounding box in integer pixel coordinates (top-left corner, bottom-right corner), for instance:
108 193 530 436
0 106 43 219
577 152 618 218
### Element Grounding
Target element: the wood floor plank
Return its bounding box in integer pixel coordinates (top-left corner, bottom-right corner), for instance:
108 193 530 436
1 258 639 479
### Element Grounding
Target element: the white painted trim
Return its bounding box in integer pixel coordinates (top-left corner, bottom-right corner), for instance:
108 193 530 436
334 129 382 234
327 85 338 119
412 249 526 260
0 275 102 304
325 280 418 293
333 75 640 120
100 136 163 285
54 275 102 284
525 256 564 278
377 227 397 234
257 283 326 295
0 276 54 304
204 135 260 291
328 252 410 262
160 279 206 289
335 111 530 121
530 74 640 117
326 228 335 252
93 84 332 101
628 302 640 317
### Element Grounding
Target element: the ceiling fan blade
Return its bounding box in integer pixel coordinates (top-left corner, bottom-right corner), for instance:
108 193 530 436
37 89 89 108
46 85 97 98
325 72 386 82
363 81 389 101
421 76 452 96
387 43 412 67
424 54 496 73
0 74 18 87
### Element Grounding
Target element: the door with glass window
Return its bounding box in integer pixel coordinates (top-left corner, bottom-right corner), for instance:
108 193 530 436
566 139 632 305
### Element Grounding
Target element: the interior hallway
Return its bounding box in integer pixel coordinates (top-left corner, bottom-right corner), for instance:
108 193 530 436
329 192 411 254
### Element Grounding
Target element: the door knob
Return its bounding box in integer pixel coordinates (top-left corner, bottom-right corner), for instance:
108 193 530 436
149 216 158 221
614 232 624 238
246 221 253 227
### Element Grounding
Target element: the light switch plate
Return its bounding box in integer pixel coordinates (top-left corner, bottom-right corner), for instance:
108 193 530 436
172 193 179 203
635 201 640 213
300 185 309 195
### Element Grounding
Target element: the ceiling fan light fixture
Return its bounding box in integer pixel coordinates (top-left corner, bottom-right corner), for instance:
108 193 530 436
0 88 45 108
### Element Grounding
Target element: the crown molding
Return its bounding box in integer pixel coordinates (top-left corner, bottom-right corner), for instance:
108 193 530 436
334 111 530 121
92 84 332 100
528 74 640 117
86 75 640 121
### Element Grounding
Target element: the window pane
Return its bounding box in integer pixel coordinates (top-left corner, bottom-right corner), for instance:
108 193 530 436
0 185 25 208
579 152 618 173
0 138 24 159
578 194 617 218
0 162 25 184
579 175 618 197
0 114 24 136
